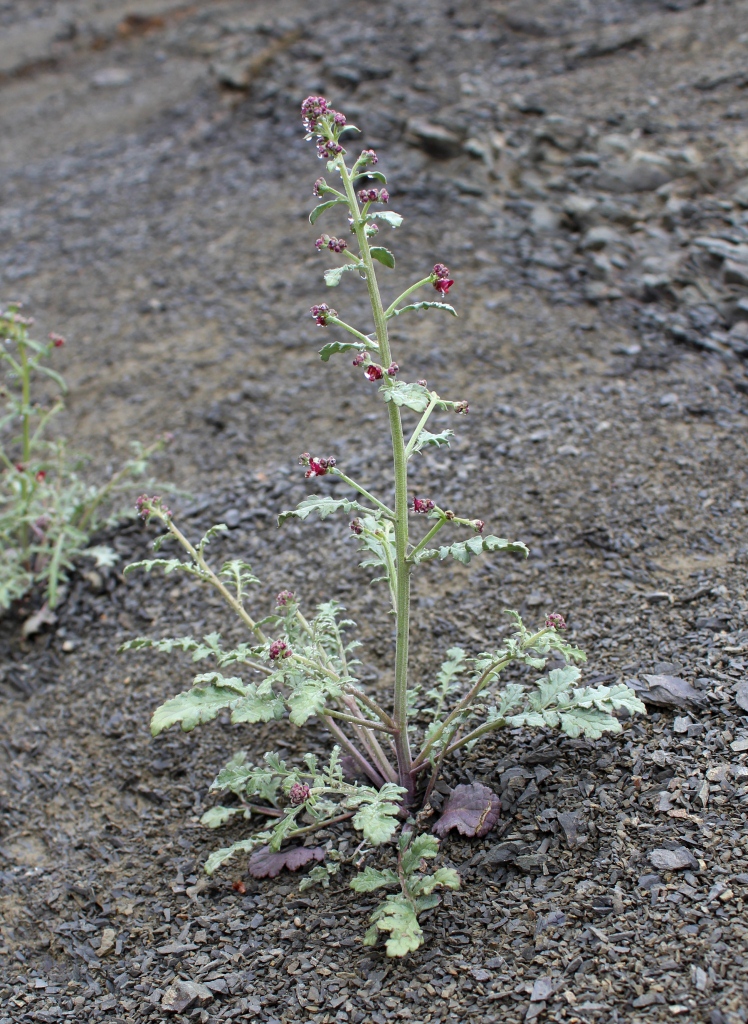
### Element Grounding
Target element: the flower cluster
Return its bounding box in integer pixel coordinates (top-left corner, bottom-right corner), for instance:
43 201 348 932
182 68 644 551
301 95 349 160
411 498 435 514
288 782 311 806
48 332 65 348
312 177 328 197
276 590 295 607
269 639 291 661
357 188 389 205
310 303 337 327
299 453 336 478
546 613 567 631
301 96 330 132
315 235 348 253
432 263 455 296
135 494 171 520
454 401 469 415
358 149 378 166
351 351 367 366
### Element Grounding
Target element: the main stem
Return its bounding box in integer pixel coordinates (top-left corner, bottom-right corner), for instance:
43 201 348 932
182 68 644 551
338 157 414 803
19 339 31 554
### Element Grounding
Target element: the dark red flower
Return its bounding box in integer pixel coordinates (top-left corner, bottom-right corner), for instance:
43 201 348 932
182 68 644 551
545 613 567 631
472 519 485 534
301 454 336 477
310 303 337 326
434 277 454 295
387 362 399 376
289 782 311 805
433 263 450 279
276 590 295 607
269 639 291 661
411 498 435 514
48 332 65 348
349 518 364 535
351 351 366 366
313 177 326 197
364 364 384 381
301 95 329 131
35 470 46 483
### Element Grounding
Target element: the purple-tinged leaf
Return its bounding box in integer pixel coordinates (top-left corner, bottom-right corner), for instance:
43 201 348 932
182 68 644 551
432 783 501 838
248 845 325 879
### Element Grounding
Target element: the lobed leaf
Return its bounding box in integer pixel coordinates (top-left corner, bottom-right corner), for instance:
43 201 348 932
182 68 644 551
411 867 461 896
124 557 205 578
433 782 501 838
379 380 432 413
200 806 243 828
204 836 268 875
349 782 405 845
230 682 286 724
319 340 365 362
401 833 439 875
278 494 373 526
150 684 242 736
411 429 454 454
366 896 423 957
248 845 325 878
387 301 457 320
350 866 400 892
324 262 364 287
414 535 529 566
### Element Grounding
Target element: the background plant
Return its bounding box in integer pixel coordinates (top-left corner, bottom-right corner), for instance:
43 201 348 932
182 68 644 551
0 302 167 612
124 98 646 957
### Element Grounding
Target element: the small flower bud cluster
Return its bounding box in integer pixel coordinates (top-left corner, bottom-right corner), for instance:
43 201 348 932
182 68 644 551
310 303 337 326
416 379 428 388
411 498 435 514
288 782 311 806
358 149 378 166
471 519 485 533
351 351 366 366
299 453 336 477
454 401 469 415
357 188 389 204
135 494 172 520
387 362 399 376
312 177 327 197
545 613 567 631
269 639 291 660
301 96 330 132
350 518 364 535
48 332 65 348
276 590 295 607
432 263 455 296
315 234 348 253
301 96 350 160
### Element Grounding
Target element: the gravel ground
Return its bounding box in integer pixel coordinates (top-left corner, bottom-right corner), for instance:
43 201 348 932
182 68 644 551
2 1 748 1022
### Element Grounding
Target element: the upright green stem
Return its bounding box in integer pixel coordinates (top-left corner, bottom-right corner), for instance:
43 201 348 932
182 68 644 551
19 340 31 553
337 156 415 803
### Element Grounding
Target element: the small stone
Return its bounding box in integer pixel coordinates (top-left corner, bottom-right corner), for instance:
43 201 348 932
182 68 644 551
91 67 132 88
673 716 691 733
96 928 116 957
723 260 748 287
735 684 748 712
581 225 622 250
648 847 698 872
731 737 748 752
161 979 213 1014
531 977 556 1002
406 119 462 158
223 509 241 528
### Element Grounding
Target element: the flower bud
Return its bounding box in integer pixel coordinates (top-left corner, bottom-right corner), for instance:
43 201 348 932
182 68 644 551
301 96 329 131
289 782 311 805
349 518 364 534
472 519 485 533
359 149 378 165
313 177 327 197
35 470 46 483
387 362 399 376
276 590 295 607
269 639 291 660
48 332 65 348
445 510 455 520
351 351 366 366
379 188 390 203
364 364 384 381
454 401 469 415
416 379 428 388
327 237 347 253
433 263 450 279
310 303 337 326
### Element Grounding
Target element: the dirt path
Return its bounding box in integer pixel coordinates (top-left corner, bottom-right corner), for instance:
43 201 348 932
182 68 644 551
2 1 748 1023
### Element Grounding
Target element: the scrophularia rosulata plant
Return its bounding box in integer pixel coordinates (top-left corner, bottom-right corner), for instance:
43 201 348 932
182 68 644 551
0 302 169 613
123 97 646 957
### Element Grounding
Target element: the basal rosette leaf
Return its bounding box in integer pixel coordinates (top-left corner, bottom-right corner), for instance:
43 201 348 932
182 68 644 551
400 833 439 874
200 806 244 828
230 680 286 724
410 867 461 896
365 896 423 957
558 707 622 739
350 866 400 892
287 676 341 726
348 782 405 845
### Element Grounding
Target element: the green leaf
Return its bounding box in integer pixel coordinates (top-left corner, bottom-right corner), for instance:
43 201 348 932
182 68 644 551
200 806 243 828
192 671 247 693
601 682 647 715
559 707 622 740
369 896 423 957
350 866 400 892
230 682 286 724
353 171 387 185
83 545 118 567
414 535 529 566
368 211 403 228
379 380 432 413
324 263 364 287
219 560 260 589
197 524 228 552
387 301 457 320
411 429 454 454
124 557 205 579
411 867 461 896
287 680 334 726
370 247 395 269
204 836 268 875
278 494 373 526
530 666 582 710
349 782 405 845
319 340 366 362
299 861 341 891
309 198 347 225
150 685 240 736
401 833 439 875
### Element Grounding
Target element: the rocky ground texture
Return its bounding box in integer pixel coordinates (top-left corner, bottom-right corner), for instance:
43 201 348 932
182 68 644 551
2 0 748 1022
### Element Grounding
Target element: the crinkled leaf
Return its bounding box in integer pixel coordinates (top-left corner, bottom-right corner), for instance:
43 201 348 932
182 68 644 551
411 429 454 454
411 867 461 896
414 535 529 566
367 211 404 228
287 679 336 726
379 380 432 413
230 682 286 724
349 782 405 845
200 806 243 828
278 494 373 526
530 665 582 710
370 246 395 269
197 524 228 552
319 340 365 362
204 836 268 875
309 198 347 225
401 833 439 875
559 707 622 739
324 262 364 287
368 896 423 957
192 671 247 693
433 782 501 838
299 860 341 891
248 845 325 879
150 685 241 736
350 866 400 892
387 301 457 319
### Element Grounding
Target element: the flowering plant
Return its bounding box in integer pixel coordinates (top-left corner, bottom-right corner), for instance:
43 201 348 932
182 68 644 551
0 302 167 612
124 99 645 955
